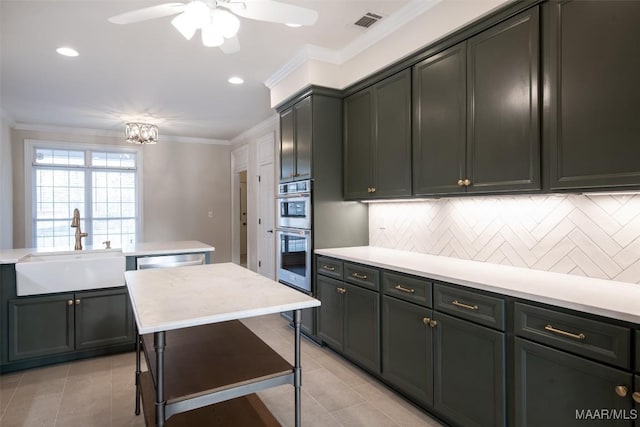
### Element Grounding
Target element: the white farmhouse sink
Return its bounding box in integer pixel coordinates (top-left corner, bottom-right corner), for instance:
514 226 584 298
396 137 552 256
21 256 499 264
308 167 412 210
15 250 126 296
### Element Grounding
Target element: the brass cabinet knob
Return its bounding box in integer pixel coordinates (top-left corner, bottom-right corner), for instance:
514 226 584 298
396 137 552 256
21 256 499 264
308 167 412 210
615 385 628 397
336 287 346 294
371 187 376 193
457 179 464 186
67 300 74 306
367 187 372 193
75 299 81 305
422 317 431 325
463 179 471 186
632 391 640 404
429 320 438 328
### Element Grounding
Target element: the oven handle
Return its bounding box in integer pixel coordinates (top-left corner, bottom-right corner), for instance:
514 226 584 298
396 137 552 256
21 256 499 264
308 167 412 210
276 227 311 236
276 192 311 199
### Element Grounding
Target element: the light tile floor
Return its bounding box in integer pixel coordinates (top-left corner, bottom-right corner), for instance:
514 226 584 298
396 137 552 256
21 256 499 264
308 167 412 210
0 314 444 427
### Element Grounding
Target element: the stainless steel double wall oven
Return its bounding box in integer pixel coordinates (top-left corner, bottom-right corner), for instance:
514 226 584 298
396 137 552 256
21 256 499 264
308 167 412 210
276 180 312 293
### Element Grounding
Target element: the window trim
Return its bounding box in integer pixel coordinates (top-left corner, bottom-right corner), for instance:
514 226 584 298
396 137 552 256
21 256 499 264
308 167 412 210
24 139 144 248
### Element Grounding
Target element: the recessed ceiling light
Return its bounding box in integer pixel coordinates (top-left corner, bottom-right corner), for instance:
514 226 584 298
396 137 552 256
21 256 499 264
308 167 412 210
285 23 302 28
56 47 79 57
228 76 244 85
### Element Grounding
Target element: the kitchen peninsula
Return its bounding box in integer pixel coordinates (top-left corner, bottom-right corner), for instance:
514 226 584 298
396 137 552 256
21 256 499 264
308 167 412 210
125 262 320 426
0 240 215 374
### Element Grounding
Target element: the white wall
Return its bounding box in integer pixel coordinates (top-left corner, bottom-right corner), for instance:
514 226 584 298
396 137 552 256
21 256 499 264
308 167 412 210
369 194 640 284
0 111 13 249
11 127 232 261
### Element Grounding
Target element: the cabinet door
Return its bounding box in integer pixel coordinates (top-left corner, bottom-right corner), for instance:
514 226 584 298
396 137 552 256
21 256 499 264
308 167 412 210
515 338 634 427
372 69 412 198
413 43 467 196
466 7 540 193
434 312 505 427
343 282 380 374
344 89 373 200
280 107 295 182
382 296 433 406
8 294 74 361
546 1 640 190
294 96 312 180
75 288 134 350
317 275 344 350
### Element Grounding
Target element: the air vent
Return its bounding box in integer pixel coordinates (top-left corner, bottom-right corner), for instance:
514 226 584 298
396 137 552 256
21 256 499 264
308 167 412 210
354 12 383 29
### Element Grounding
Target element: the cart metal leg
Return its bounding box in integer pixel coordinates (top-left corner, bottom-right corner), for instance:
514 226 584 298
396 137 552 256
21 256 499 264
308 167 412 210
154 331 166 427
293 309 302 427
135 328 141 416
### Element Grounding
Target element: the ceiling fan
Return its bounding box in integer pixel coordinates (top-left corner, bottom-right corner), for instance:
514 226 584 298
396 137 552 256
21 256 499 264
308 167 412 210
108 0 318 53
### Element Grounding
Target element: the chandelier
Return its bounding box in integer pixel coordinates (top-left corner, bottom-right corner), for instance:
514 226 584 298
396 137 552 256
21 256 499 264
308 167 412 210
125 123 158 144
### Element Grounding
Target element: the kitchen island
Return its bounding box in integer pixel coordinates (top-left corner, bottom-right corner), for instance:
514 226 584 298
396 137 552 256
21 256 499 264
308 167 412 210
125 262 320 426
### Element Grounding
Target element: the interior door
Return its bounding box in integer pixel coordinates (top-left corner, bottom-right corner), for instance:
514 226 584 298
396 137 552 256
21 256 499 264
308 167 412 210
258 159 275 280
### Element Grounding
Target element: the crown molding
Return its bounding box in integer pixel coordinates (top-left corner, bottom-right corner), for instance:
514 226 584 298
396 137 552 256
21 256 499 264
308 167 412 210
264 0 441 89
12 123 230 145
230 114 278 147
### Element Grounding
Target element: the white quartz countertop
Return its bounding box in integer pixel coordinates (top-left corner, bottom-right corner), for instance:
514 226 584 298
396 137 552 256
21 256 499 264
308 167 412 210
316 246 640 324
0 240 214 264
125 262 320 334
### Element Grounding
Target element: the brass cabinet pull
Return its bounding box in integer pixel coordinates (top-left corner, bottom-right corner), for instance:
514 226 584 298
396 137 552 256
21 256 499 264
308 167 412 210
422 317 431 325
429 319 438 328
336 287 346 294
457 179 464 186
371 187 376 193
544 324 586 340
352 272 368 280
452 300 478 311
67 299 74 306
75 299 81 305
632 391 640 404
615 385 628 397
463 179 471 186
322 265 336 271
367 187 372 193
394 285 415 294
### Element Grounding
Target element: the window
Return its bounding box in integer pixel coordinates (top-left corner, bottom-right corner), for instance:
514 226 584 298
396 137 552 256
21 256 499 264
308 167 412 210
27 141 141 249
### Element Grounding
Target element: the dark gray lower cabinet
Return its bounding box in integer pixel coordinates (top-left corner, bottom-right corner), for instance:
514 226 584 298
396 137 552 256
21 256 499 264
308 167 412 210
8 288 134 362
8 293 74 361
382 296 433 406
434 312 505 427
515 338 634 427
318 275 380 373
75 289 134 350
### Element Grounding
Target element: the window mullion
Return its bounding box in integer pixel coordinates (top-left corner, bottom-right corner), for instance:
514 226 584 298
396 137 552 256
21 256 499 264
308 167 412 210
85 149 93 246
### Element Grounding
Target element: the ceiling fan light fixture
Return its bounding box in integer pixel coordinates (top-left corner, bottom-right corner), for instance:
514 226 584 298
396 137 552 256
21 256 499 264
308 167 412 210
285 23 302 28
212 9 240 39
172 13 197 40
184 1 211 28
201 24 224 47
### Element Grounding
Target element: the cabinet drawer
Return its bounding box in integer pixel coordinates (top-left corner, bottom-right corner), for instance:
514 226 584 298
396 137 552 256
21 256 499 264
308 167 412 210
382 271 432 308
433 284 505 330
514 303 631 369
344 262 379 291
316 256 343 280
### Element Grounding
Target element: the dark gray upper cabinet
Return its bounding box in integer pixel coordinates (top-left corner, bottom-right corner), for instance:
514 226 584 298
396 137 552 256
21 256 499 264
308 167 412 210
413 42 467 196
344 69 412 200
412 7 540 196
279 96 312 182
545 0 640 190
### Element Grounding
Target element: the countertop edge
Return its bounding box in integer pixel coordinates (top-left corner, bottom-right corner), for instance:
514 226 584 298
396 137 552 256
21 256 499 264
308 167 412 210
315 246 640 325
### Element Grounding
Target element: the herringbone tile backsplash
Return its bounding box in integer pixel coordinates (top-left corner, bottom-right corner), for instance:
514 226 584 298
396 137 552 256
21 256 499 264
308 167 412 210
369 194 640 284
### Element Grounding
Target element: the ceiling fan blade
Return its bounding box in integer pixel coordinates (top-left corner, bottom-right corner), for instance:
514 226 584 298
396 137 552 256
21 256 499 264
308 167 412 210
108 3 186 25
225 0 318 26
220 36 240 54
